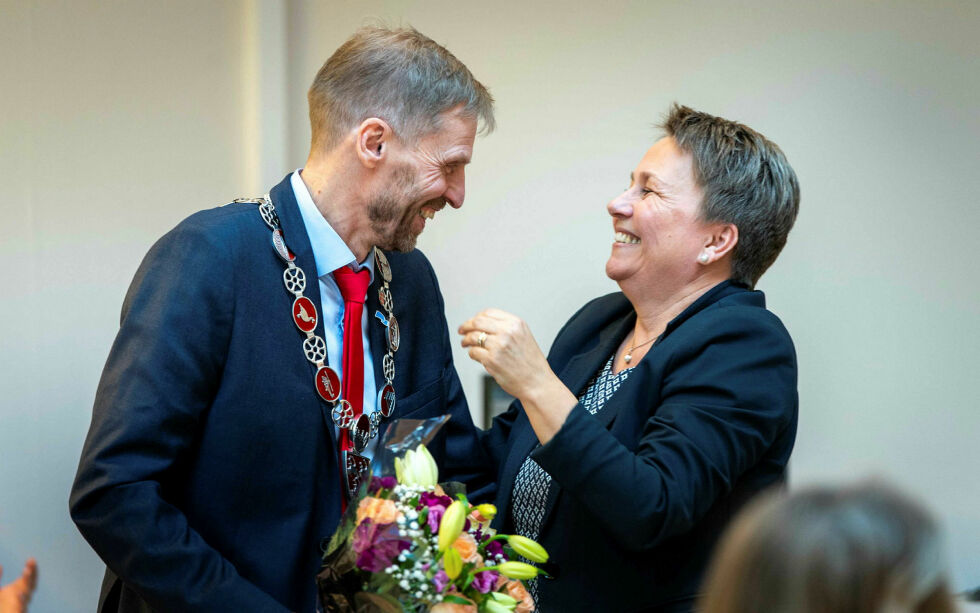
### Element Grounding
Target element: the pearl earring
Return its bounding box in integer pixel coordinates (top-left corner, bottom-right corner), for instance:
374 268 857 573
698 252 710 264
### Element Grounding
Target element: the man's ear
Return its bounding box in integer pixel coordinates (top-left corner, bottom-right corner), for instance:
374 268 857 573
701 223 738 263
355 118 391 168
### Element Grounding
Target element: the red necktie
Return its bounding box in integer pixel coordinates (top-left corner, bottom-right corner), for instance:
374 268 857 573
332 265 371 504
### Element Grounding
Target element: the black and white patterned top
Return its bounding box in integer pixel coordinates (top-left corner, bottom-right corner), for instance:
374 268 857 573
510 354 631 608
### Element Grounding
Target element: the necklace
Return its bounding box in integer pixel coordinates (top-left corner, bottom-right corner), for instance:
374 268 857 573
236 195 399 498
623 332 657 364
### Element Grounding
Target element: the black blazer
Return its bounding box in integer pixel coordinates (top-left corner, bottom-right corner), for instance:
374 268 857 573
69 175 491 612
484 281 798 612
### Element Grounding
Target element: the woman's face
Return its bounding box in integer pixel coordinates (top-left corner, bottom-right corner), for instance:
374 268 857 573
605 137 714 291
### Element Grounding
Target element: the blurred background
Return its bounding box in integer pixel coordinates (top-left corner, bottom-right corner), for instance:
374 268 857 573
1 0 977 609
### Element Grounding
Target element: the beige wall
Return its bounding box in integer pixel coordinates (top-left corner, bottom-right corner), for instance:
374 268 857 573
1 1 977 609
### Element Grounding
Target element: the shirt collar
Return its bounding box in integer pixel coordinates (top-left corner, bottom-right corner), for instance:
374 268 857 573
291 170 375 282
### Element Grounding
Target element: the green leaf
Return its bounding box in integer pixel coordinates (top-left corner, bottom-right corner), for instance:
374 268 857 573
444 594 473 605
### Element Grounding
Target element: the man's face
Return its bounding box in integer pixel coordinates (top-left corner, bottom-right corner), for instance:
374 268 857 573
368 106 477 252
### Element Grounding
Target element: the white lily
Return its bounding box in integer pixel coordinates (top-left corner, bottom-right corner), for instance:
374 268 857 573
395 444 438 487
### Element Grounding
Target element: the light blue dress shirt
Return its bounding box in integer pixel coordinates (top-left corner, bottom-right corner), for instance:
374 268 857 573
291 170 380 459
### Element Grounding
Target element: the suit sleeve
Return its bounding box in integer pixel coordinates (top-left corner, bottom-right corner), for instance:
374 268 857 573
69 218 290 612
530 307 797 552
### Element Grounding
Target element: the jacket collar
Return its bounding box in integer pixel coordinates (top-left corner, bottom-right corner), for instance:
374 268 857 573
497 280 752 531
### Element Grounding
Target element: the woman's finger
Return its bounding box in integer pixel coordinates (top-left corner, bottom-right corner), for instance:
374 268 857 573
460 330 493 349
458 314 504 335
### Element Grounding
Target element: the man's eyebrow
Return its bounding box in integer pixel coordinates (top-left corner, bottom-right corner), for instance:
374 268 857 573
445 153 471 165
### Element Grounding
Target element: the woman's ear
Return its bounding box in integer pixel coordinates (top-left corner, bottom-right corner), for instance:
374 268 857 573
699 223 738 264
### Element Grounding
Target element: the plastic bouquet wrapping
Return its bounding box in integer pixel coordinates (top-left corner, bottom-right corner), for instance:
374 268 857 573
317 416 548 613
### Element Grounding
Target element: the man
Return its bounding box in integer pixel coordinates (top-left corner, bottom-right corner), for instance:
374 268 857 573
70 27 494 612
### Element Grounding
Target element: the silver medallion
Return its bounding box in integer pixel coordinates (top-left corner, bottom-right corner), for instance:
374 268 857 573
302 335 327 364
259 201 281 230
378 286 393 312
351 413 372 453
382 353 395 383
377 383 396 418
369 411 381 439
331 399 353 428
374 247 392 283
386 314 400 353
343 450 371 499
271 229 295 262
283 266 306 294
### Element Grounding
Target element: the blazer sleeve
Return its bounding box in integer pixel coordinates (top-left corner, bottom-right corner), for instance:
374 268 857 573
69 216 290 612
531 305 797 553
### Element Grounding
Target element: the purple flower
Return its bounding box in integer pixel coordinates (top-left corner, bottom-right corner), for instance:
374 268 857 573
426 505 445 533
368 475 397 493
432 570 450 592
418 491 453 509
351 519 410 573
418 492 453 533
485 539 505 560
471 570 498 594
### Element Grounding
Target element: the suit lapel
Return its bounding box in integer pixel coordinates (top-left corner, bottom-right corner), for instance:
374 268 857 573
269 176 339 452
365 264 389 438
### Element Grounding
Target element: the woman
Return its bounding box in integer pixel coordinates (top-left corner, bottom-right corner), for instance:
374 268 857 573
699 481 957 613
459 104 800 612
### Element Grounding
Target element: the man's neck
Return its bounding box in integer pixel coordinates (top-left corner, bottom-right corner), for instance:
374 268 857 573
299 158 374 262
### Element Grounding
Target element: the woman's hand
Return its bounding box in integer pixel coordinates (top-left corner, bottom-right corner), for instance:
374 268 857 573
458 308 551 400
459 309 577 444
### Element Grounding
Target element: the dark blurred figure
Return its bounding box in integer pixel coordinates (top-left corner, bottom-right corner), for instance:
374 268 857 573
0 558 37 613
700 482 956 613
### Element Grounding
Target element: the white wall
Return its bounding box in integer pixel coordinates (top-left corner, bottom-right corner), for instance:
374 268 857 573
290 0 980 591
1 1 977 609
0 1 256 610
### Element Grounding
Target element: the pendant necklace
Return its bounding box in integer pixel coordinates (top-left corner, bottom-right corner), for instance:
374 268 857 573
623 332 657 364
235 195 399 498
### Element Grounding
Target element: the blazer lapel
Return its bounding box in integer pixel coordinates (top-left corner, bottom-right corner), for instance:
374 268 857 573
497 309 636 530
269 176 339 452
534 311 635 531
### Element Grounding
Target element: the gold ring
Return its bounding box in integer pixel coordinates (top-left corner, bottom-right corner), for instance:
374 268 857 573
478 332 488 348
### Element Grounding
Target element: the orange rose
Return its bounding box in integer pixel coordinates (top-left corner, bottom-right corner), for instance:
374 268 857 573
356 496 399 525
452 532 481 564
505 579 535 613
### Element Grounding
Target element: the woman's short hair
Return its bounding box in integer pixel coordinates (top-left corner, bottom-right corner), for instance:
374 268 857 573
661 104 800 288
308 26 495 150
699 481 956 613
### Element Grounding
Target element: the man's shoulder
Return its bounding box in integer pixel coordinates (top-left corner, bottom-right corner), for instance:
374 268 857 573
170 202 264 242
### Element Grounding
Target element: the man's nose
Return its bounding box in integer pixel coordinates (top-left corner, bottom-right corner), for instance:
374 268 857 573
445 168 465 209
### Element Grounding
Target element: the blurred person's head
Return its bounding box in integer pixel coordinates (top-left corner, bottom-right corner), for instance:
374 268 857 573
699 481 955 613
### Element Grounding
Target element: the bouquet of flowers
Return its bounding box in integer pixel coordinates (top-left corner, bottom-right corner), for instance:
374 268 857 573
317 418 548 613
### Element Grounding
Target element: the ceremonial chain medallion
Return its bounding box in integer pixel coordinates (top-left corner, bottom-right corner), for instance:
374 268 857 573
236 196 400 499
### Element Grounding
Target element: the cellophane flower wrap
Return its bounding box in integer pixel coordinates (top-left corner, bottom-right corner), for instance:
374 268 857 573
317 416 546 613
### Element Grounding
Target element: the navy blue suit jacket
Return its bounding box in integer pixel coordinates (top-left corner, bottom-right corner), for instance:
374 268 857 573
70 175 491 612
483 281 798 612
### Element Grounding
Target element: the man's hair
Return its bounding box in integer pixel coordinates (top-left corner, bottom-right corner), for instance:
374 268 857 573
699 481 956 613
308 26 495 150
661 104 799 288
